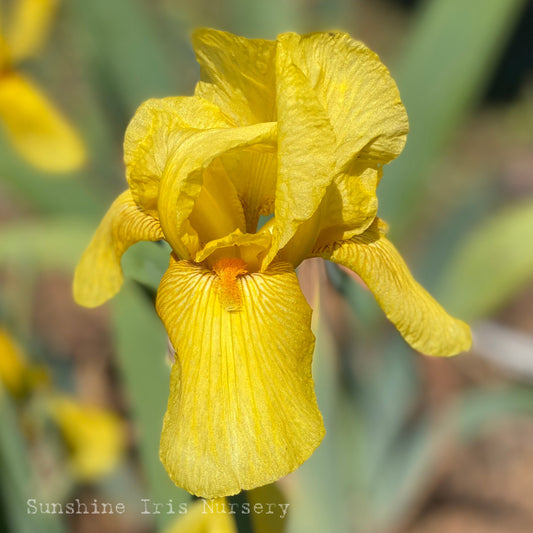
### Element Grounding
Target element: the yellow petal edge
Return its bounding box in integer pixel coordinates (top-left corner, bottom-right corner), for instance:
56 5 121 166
314 219 472 356
73 191 163 307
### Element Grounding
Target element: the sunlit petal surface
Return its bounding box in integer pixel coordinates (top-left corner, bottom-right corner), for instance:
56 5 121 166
314 219 472 356
157 257 324 498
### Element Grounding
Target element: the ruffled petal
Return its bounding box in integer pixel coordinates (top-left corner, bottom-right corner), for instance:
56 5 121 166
158 122 277 259
192 28 277 125
4 0 58 62
124 95 231 214
313 219 471 356
193 29 279 231
270 32 408 265
73 191 163 307
0 72 86 172
195 228 272 271
156 257 324 498
262 38 336 267
281 31 408 169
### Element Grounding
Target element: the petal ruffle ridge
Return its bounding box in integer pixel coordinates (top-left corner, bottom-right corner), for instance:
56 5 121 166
281 31 408 169
262 44 336 268
313 219 471 356
192 28 277 125
158 122 277 259
124 95 231 214
156 257 324 498
73 191 163 307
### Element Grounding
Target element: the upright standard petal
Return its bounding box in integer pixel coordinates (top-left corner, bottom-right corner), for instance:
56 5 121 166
4 0 58 62
280 31 408 169
156 257 324 498
263 39 336 268
192 28 277 125
158 123 277 259
0 72 85 172
73 191 163 307
124 96 231 214
272 31 407 263
313 219 472 356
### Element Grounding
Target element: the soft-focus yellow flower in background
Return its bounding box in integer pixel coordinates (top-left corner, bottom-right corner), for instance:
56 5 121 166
0 327 47 397
0 0 85 172
74 29 471 498
0 328 125 481
47 395 126 482
163 498 237 533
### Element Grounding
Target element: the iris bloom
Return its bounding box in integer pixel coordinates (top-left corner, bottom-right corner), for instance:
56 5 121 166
0 0 85 172
48 395 126 481
74 29 471 498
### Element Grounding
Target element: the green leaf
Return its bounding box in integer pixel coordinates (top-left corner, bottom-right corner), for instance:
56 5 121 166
379 0 527 239
71 0 176 114
437 199 533 321
110 283 189 530
287 295 353 533
0 391 65 533
454 386 533 439
121 241 171 292
0 149 104 218
225 0 303 36
0 217 94 271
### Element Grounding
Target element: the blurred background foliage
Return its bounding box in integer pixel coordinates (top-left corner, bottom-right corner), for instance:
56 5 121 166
1 0 533 532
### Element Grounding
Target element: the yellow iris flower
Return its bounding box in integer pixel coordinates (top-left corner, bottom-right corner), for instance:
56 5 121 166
73 29 471 499
0 0 85 172
48 395 126 482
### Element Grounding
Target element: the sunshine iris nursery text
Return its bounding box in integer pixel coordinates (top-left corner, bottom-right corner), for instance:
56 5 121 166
26 498 290 518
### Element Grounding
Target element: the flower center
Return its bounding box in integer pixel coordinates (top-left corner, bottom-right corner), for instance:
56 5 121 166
212 257 248 311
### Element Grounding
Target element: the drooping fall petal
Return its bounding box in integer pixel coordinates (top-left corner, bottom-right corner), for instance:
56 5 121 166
313 219 471 356
0 72 85 172
156 257 324 498
73 191 163 307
